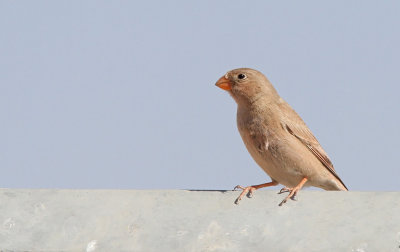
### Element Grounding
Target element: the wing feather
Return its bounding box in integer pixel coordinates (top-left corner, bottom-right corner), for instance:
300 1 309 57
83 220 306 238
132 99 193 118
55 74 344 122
280 107 348 190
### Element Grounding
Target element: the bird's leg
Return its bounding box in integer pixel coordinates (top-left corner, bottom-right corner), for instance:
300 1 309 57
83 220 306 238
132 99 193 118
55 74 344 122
234 181 278 205
278 177 308 206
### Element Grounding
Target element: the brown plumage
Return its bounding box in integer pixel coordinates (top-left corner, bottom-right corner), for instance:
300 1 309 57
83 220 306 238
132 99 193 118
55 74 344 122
215 68 347 206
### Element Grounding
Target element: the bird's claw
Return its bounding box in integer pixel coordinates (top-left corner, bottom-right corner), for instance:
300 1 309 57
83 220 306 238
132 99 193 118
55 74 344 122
233 185 256 205
278 188 299 206
278 199 287 206
234 197 241 205
233 185 244 191
278 187 291 194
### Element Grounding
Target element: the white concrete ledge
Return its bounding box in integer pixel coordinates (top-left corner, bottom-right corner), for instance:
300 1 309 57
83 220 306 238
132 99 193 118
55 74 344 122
0 189 400 251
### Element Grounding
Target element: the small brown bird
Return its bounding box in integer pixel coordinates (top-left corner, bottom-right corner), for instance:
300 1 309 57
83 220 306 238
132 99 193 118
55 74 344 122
215 68 348 206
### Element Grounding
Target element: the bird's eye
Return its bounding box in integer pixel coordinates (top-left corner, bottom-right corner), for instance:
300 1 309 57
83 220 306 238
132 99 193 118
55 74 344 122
238 74 246 80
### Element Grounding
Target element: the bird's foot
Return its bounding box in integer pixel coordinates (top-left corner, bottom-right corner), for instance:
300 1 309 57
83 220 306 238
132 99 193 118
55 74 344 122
277 178 308 206
278 187 299 206
233 185 257 204
232 181 278 205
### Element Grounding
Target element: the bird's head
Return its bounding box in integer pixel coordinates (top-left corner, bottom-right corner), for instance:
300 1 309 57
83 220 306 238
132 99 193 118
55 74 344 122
215 68 279 106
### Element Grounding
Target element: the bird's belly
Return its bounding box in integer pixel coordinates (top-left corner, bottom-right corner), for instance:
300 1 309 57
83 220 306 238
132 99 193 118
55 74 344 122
239 129 318 188
242 134 342 189
239 132 301 188
247 145 304 187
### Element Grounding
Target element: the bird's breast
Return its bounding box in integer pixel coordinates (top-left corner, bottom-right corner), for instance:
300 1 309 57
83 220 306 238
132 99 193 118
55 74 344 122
237 117 278 162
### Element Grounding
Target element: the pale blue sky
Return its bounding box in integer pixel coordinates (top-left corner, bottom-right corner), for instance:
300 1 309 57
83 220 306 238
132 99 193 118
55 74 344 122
1 1 399 191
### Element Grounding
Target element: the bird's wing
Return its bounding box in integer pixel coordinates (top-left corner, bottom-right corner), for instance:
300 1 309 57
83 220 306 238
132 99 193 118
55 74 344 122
280 106 348 190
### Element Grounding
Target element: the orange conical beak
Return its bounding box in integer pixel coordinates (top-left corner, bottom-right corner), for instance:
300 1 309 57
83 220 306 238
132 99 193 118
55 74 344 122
215 75 232 91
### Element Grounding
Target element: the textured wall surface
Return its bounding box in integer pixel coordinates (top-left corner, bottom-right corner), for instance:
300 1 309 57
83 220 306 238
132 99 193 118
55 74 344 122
0 189 400 252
